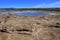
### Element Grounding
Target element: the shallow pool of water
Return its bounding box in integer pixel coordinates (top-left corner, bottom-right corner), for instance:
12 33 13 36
15 12 54 16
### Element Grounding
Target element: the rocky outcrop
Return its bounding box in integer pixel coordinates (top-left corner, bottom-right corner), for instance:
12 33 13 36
0 15 60 40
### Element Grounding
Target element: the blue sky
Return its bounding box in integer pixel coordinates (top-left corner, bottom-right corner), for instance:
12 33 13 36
0 0 60 8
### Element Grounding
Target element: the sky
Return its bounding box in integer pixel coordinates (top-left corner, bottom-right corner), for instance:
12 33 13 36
0 0 60 8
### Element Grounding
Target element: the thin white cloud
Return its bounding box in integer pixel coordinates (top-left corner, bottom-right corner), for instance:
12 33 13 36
34 1 60 8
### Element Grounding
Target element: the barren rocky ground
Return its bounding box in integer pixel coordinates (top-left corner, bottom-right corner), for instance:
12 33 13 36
0 13 60 40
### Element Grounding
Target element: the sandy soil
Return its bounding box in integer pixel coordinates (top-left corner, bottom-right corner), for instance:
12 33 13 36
0 14 60 40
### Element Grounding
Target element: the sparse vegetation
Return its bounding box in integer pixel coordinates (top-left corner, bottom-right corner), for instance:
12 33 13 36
0 8 60 12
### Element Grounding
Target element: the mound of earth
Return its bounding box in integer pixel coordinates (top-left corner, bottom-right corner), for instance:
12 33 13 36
0 15 60 40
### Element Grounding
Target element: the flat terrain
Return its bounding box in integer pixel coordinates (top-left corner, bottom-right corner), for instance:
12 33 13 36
0 14 60 40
